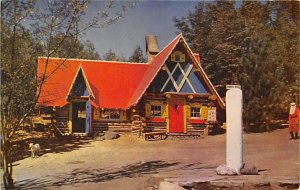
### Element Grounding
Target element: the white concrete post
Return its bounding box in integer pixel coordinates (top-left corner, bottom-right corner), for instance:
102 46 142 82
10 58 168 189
226 88 243 174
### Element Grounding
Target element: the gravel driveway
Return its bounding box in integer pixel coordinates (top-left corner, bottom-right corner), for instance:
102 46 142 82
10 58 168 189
13 128 299 189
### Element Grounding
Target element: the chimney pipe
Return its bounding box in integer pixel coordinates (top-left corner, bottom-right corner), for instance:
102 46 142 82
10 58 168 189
145 35 160 62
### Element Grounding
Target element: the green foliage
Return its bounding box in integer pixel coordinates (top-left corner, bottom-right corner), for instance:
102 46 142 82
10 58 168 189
103 49 126 61
129 45 145 63
1 20 37 189
39 35 101 60
175 1 299 125
1 0 137 188
1 22 37 134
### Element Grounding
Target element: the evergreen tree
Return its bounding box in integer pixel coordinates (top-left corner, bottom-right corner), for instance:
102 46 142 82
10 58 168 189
174 1 299 129
103 49 126 61
39 35 101 60
174 2 245 96
129 45 145 63
81 40 101 60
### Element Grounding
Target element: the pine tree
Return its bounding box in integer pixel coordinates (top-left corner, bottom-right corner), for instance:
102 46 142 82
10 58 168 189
174 1 299 130
103 49 126 61
174 2 245 97
239 1 299 130
39 35 101 60
129 45 145 63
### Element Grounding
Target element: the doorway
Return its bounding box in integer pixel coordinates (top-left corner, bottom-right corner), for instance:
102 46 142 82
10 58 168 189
72 102 86 133
169 98 185 133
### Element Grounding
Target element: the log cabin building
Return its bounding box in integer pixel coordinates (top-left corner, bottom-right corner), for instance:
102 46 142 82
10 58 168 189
37 34 225 136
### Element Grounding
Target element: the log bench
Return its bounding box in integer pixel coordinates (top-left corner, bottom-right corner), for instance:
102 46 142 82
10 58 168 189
144 132 167 141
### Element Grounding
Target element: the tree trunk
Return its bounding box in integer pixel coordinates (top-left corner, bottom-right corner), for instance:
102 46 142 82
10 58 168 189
244 121 250 133
1 127 14 189
2 148 14 188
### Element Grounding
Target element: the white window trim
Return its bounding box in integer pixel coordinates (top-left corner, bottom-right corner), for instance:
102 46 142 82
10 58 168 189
160 62 196 93
190 107 201 118
177 64 195 93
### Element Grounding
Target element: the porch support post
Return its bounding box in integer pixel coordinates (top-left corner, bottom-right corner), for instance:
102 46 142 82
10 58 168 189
166 98 170 133
183 99 187 133
68 102 72 134
85 101 91 133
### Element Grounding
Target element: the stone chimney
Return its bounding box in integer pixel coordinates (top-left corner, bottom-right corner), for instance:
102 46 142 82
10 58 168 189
145 35 160 62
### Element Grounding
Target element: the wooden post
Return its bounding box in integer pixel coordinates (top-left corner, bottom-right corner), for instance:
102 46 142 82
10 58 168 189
68 102 72 134
85 101 90 133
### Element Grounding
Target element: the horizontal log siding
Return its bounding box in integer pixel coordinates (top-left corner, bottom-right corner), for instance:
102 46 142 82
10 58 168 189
186 122 206 135
56 105 69 117
92 120 132 133
54 116 69 134
144 120 167 133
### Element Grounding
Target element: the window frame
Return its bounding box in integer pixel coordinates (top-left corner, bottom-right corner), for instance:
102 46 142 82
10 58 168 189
190 107 201 118
150 105 162 117
100 109 120 120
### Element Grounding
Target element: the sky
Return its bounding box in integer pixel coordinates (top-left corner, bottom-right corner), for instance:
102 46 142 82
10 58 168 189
82 1 198 59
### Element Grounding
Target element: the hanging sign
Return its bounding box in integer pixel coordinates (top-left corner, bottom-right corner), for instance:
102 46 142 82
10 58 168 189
207 107 217 122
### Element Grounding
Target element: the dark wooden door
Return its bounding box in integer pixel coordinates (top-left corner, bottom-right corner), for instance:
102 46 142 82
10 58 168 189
72 102 86 133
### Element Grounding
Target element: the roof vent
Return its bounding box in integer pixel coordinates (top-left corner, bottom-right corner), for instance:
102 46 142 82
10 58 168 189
145 35 160 62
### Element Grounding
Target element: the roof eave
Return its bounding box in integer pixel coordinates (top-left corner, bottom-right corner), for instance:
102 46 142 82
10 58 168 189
129 33 184 107
180 37 225 109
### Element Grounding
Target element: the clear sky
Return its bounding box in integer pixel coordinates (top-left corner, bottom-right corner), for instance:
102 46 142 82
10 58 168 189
82 1 198 59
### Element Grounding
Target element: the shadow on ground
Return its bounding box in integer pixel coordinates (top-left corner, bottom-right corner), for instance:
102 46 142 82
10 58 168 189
11 132 92 162
15 160 179 189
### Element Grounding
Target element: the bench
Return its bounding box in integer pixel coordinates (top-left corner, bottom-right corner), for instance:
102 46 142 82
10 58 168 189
144 132 167 141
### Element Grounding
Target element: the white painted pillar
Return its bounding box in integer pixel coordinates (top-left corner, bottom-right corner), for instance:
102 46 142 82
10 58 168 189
226 88 243 174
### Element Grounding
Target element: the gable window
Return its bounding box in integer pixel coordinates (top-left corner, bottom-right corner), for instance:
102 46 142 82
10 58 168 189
175 55 181 62
151 105 162 117
101 109 120 120
191 107 201 118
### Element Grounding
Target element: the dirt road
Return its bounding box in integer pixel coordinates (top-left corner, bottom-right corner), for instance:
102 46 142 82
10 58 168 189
13 128 299 189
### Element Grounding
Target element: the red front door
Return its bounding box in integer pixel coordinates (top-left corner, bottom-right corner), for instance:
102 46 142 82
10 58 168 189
169 98 184 133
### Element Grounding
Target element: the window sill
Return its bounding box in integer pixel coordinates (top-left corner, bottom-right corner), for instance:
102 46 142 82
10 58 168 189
93 119 124 122
149 117 165 123
188 118 205 124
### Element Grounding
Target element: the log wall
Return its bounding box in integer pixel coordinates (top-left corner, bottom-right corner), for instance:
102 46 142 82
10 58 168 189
186 122 206 135
92 120 132 133
144 120 167 133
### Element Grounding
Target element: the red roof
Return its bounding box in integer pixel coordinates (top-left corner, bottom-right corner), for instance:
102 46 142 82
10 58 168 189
37 34 182 109
37 34 225 109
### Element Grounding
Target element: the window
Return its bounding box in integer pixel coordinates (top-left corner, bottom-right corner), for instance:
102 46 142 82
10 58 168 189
78 110 86 118
191 107 201 118
175 55 181 62
151 105 162 117
101 109 120 120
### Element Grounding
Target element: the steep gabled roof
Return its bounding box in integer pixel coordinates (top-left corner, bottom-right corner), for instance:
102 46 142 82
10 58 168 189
180 37 225 108
37 33 225 109
127 33 183 107
37 58 149 108
66 66 95 99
